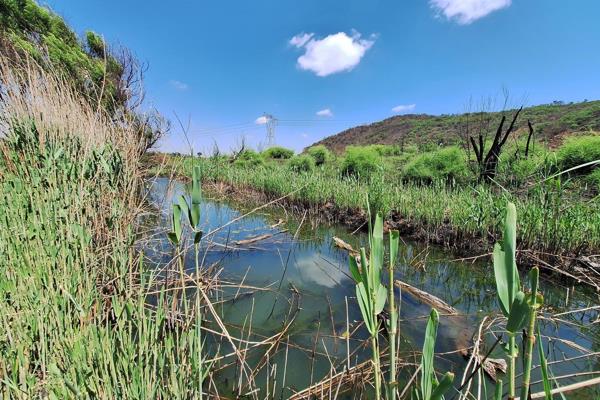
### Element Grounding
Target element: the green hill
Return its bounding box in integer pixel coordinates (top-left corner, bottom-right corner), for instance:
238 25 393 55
310 101 600 153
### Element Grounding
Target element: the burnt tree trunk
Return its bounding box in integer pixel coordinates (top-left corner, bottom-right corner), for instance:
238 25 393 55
470 106 523 182
525 120 534 157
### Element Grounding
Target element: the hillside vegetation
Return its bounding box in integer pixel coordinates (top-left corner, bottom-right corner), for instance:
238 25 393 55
312 101 600 153
0 0 165 151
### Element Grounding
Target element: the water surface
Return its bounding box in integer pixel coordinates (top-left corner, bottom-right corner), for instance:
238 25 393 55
142 177 600 399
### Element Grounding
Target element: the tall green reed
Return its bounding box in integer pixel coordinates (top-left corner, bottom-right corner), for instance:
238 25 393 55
492 202 543 399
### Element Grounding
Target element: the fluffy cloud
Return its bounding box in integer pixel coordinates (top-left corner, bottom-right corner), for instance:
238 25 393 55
430 0 511 24
289 31 375 77
316 108 333 117
169 80 188 91
255 116 269 125
392 104 416 114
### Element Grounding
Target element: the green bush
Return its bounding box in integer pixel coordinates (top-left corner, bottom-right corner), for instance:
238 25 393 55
341 146 381 178
288 154 315 173
557 134 600 173
588 168 600 191
234 150 264 167
307 145 331 166
262 146 294 160
365 144 402 156
402 146 467 183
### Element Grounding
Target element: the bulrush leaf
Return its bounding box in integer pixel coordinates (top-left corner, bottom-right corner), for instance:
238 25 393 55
421 309 440 400
192 166 202 204
506 291 528 334
177 194 190 225
375 284 387 315
360 248 370 294
493 202 521 317
191 166 202 227
504 203 521 302
389 230 400 268
356 282 374 334
430 372 454 400
493 243 511 317
537 329 552 400
171 203 182 244
371 214 384 289
349 256 362 283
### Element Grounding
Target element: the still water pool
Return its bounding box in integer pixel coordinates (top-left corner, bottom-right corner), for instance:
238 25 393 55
143 178 600 399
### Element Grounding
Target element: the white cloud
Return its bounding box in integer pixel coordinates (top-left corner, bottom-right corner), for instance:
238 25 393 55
301 133 309 138
289 31 375 77
169 80 188 91
316 108 333 117
255 116 269 125
392 104 416 114
430 0 511 24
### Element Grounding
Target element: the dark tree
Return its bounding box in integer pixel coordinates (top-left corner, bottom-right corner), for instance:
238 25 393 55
468 106 523 182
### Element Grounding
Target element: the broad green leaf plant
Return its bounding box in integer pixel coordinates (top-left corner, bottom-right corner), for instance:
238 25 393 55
492 202 543 399
349 214 453 399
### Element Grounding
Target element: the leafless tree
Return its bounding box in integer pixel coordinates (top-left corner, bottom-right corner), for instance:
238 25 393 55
461 91 525 182
230 135 246 163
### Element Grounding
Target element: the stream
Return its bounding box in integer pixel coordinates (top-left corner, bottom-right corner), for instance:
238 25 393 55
142 177 600 399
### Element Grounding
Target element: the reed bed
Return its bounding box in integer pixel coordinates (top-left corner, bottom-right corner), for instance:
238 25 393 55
173 156 600 257
0 57 212 398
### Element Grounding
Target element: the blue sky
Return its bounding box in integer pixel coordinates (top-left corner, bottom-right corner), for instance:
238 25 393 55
46 0 600 153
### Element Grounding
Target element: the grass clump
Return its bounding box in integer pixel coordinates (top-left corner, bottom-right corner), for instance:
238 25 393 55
341 145 381 178
402 146 468 183
288 154 315 172
262 145 294 160
234 149 264 167
307 144 331 166
557 134 600 173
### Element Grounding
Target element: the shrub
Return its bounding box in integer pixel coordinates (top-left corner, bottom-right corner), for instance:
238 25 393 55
341 146 381 178
262 146 294 160
588 168 600 191
402 146 467 183
365 144 402 156
234 150 264 167
557 134 600 173
288 154 315 173
307 145 331 166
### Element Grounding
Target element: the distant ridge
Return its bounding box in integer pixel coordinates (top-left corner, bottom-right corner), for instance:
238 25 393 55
309 101 600 153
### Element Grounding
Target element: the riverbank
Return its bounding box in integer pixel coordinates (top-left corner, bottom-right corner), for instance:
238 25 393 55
153 153 600 284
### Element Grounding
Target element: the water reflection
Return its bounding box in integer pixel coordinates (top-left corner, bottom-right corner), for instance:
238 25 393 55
142 177 600 399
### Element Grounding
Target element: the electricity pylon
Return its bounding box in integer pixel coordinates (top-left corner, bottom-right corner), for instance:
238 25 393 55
263 113 277 147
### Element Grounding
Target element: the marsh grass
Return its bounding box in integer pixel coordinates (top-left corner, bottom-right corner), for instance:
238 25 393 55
0 56 209 398
173 156 600 256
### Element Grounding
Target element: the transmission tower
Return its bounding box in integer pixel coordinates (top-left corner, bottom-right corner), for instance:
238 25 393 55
263 113 277 147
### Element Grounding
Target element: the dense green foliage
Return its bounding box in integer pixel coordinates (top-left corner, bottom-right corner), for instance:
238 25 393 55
306 144 332 166
288 154 315 172
1 0 127 111
262 145 294 160
341 146 382 178
402 146 468 183
234 149 264 167
557 134 600 173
